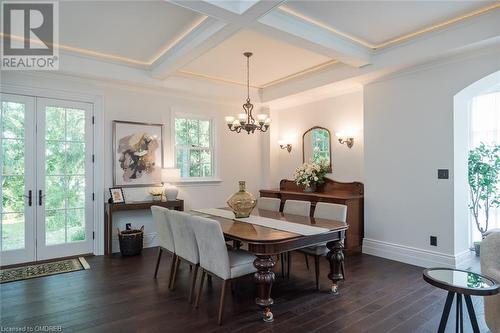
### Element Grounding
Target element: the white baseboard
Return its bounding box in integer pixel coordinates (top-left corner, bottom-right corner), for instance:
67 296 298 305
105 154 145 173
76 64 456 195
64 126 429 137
362 238 469 268
111 232 159 254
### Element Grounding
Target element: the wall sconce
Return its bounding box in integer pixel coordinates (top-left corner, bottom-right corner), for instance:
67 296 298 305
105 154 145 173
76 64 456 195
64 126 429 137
336 133 354 148
278 140 292 153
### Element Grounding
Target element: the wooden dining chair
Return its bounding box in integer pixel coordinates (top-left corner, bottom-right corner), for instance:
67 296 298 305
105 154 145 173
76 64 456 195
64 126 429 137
298 202 347 290
257 197 281 211
191 215 257 325
168 210 200 303
151 206 177 288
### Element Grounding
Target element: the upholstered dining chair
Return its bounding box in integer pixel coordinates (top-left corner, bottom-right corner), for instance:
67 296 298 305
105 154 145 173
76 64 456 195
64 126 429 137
151 206 177 288
298 202 347 290
168 210 200 303
191 215 257 325
283 199 311 216
257 197 281 211
282 200 312 278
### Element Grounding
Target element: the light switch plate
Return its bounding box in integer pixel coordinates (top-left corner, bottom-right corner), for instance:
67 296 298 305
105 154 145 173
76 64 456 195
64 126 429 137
438 169 449 179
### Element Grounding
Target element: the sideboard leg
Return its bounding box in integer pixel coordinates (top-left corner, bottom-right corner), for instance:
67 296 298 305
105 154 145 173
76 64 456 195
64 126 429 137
253 255 275 322
326 240 344 295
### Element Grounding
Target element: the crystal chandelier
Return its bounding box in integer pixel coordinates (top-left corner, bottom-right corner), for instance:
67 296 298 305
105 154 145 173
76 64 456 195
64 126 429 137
225 52 270 134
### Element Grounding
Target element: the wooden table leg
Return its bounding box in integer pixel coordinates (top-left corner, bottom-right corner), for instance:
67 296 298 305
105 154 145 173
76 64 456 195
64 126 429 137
253 255 275 322
326 239 344 295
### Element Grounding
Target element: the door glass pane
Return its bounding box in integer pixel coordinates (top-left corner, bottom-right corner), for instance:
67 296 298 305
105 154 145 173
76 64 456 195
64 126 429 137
1 101 26 251
44 106 87 245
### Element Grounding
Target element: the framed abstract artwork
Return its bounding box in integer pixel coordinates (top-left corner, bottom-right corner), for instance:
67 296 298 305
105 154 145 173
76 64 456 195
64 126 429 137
112 120 163 187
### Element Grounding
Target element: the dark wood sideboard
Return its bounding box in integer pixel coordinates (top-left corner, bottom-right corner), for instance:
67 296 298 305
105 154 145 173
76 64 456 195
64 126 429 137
260 178 364 252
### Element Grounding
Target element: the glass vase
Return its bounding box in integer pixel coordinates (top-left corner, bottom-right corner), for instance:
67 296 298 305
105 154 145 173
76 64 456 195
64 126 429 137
227 181 256 218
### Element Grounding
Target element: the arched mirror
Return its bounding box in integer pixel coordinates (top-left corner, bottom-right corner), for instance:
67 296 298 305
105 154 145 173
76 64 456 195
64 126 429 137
303 126 332 171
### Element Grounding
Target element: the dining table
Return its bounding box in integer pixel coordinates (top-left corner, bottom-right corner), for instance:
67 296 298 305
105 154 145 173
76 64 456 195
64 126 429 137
191 207 348 323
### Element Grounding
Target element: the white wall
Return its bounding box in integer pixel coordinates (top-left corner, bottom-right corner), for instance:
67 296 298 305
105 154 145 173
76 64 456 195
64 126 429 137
1 72 265 253
269 90 364 185
363 47 500 268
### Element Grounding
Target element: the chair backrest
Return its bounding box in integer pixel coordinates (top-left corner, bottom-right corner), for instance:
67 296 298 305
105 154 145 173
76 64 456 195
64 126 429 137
190 215 231 280
169 210 199 264
151 206 175 253
283 200 311 217
257 197 281 211
314 202 347 222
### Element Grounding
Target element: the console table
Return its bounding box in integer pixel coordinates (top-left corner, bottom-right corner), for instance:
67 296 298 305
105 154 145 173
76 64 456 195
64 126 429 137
260 178 363 252
104 200 184 255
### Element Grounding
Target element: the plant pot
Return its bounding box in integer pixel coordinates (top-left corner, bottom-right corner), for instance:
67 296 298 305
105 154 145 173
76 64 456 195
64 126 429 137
474 241 481 256
303 184 317 193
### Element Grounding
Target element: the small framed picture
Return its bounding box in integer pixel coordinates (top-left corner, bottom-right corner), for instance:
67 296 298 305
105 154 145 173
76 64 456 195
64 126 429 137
109 187 125 204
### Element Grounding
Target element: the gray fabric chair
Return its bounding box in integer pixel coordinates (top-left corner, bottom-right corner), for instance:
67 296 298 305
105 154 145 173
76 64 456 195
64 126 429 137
257 197 281 211
481 230 500 333
191 215 256 325
168 210 200 303
296 202 347 290
151 206 177 288
283 199 311 216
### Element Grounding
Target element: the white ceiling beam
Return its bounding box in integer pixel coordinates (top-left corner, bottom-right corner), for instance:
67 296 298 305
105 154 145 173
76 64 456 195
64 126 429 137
152 0 285 79
261 9 500 102
256 9 372 67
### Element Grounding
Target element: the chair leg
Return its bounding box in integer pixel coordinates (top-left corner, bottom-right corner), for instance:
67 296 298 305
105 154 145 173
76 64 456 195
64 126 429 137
195 269 206 308
304 253 310 270
280 253 286 278
218 280 228 325
154 248 163 279
189 265 199 303
287 252 292 279
167 254 177 289
314 255 320 291
169 256 180 291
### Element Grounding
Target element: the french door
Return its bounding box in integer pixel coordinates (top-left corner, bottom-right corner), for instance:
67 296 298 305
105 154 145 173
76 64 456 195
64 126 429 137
1 93 94 265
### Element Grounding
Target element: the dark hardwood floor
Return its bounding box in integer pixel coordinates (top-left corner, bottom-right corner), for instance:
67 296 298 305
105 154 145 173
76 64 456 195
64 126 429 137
0 248 490 332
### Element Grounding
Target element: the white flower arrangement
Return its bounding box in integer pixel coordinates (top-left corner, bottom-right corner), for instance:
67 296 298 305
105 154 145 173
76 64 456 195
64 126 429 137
293 159 330 188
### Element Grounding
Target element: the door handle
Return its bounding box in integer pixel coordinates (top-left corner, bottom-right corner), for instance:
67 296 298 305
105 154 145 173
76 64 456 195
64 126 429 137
24 190 32 206
38 190 43 206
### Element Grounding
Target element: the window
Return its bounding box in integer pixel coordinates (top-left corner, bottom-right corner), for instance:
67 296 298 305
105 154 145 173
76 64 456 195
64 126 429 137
174 116 214 179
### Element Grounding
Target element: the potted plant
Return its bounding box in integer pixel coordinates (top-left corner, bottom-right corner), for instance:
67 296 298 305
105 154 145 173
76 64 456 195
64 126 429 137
468 143 500 256
293 159 330 193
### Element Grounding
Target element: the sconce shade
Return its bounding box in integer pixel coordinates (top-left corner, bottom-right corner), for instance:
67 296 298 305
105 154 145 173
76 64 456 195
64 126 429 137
161 168 181 182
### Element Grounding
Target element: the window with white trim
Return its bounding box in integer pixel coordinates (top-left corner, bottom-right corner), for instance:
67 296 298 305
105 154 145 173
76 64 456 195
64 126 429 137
174 116 214 179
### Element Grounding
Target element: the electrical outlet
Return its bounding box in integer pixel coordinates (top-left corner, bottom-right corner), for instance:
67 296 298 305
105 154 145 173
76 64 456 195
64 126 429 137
430 236 437 246
438 169 449 179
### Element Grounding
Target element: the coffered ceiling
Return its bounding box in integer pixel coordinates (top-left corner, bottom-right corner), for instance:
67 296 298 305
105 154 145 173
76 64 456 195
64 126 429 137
59 1 204 65
2 0 499 102
180 30 334 88
281 1 496 48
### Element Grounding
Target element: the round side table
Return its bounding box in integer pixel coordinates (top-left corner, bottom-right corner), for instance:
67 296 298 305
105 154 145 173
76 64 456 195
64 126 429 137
423 268 499 333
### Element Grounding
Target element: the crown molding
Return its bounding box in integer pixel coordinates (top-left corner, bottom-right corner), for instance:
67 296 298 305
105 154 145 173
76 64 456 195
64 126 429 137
279 3 500 50
0 15 208 67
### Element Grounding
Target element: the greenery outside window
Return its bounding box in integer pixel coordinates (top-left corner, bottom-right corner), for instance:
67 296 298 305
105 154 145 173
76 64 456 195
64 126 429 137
174 115 215 179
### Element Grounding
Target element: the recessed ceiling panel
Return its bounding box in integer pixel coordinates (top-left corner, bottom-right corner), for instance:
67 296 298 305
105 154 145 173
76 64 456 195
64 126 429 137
282 1 495 47
60 1 202 63
181 30 332 87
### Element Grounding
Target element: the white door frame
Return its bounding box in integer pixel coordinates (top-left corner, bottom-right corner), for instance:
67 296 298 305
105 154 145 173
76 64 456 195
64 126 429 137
0 93 37 265
0 83 105 257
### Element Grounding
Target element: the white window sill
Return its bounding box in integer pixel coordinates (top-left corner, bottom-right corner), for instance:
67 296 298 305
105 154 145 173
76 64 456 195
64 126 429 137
174 178 223 187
